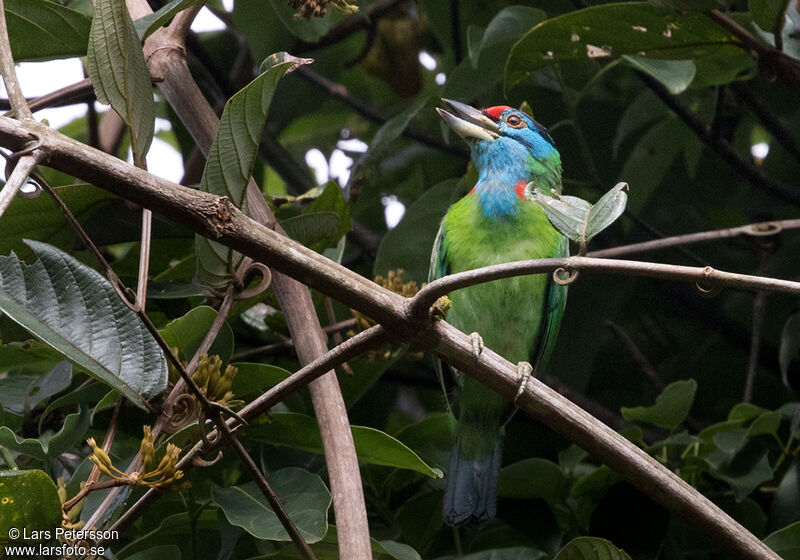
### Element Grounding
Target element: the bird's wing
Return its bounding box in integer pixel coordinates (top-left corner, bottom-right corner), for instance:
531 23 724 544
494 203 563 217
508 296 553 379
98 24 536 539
529 235 569 376
429 220 449 283
429 221 458 409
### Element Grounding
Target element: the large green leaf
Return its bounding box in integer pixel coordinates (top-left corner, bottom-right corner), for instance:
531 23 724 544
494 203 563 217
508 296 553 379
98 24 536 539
780 313 800 387
0 470 61 544
245 412 440 478
374 178 463 283
0 185 116 258
134 0 202 39
212 467 330 542
196 52 311 287
265 525 422 560
621 379 697 431
160 305 235 364
555 537 631 560
497 458 568 500
506 2 740 87
86 0 154 163
0 406 90 460
348 97 429 197
0 361 71 415
125 546 181 560
5 0 91 61
0 241 167 409
765 521 800 560
280 182 352 253
622 56 696 94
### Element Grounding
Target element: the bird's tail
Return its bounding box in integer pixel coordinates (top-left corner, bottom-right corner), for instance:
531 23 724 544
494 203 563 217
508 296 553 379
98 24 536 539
442 434 504 527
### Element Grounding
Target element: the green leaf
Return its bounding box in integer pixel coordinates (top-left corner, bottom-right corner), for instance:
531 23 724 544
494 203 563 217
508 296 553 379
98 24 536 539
456 548 548 560
0 406 90 460
230 362 292 399
39 382 108 432
506 2 739 87
44 405 91 458
621 379 697 431
196 52 311 287
280 182 352 252
780 313 800 387
765 520 800 560
622 56 696 93
264 526 422 560
750 0 786 31
497 458 567 500
348 97 429 197
713 454 774 501
374 178 464 283
772 463 800 529
0 426 46 460
124 546 181 560
0 361 71 415
0 470 62 543
212 467 330 542
555 537 632 560
0 184 116 258
0 241 168 409
529 182 628 248
160 305 235 364
134 0 202 39
86 0 154 163
4 0 91 61
477 6 546 67
246 412 440 478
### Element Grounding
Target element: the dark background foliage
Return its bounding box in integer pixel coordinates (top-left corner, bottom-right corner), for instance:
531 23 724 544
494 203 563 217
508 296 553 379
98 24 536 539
1 0 800 559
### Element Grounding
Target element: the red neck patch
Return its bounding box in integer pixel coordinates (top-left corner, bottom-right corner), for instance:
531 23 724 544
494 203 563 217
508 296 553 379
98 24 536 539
484 105 512 121
514 180 528 199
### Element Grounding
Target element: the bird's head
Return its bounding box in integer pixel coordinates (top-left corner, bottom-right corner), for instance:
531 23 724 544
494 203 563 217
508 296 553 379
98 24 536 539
436 99 560 191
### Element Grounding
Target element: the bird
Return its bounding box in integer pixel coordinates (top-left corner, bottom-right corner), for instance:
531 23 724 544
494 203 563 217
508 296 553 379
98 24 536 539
431 98 568 527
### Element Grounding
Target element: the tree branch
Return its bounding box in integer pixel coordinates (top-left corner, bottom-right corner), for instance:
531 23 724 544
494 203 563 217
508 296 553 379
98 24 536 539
638 70 800 206
0 0 30 119
0 113 786 560
589 219 800 258
127 2 373 556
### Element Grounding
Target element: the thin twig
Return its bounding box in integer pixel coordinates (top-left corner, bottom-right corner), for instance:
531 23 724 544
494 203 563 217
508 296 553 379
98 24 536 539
638 71 800 206
409 257 800 322
0 0 30 119
293 0 410 54
62 401 123 512
231 318 358 361
589 219 800 258
1 78 95 115
105 324 392 542
295 66 466 157
0 149 44 217
605 321 666 393
744 290 768 403
708 9 800 93
730 82 800 164
773 0 791 51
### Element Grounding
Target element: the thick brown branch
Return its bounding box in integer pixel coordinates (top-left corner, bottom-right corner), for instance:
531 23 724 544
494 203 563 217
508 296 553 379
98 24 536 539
0 115 783 560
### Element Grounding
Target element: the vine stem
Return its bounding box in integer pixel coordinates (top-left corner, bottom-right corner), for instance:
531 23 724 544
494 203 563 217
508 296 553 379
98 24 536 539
0 0 31 119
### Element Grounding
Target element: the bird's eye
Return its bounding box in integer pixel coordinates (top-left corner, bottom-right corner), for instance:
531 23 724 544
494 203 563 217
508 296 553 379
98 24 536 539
505 114 525 128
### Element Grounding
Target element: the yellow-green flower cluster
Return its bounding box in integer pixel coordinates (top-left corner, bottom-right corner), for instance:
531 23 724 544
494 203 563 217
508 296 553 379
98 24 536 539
87 427 184 490
193 355 237 406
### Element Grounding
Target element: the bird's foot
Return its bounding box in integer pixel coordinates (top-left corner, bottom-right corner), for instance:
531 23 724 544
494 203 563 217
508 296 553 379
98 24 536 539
502 361 532 426
514 361 533 405
469 332 484 362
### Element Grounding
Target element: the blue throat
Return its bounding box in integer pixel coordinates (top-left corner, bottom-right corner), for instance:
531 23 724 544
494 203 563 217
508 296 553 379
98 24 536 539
471 137 540 220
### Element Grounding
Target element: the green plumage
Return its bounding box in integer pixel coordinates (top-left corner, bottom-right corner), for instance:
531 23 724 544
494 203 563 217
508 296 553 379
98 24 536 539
432 100 567 527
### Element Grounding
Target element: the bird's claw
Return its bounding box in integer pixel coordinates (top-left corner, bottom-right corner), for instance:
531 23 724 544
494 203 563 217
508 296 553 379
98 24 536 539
469 332 484 361
514 361 533 405
502 361 533 427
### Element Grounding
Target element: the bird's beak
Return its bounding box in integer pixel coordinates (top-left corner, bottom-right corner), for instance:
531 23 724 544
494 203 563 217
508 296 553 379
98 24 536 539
436 98 500 143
